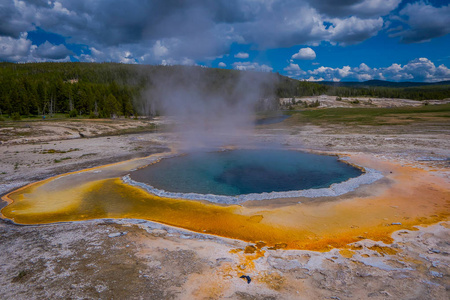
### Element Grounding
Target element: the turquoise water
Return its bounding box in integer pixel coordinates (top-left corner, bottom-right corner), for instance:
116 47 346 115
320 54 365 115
130 149 363 196
255 115 290 125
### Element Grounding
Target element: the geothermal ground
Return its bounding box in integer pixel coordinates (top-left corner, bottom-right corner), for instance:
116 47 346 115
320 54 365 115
0 97 449 299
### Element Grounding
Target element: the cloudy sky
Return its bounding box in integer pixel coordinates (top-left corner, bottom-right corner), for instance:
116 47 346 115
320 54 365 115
1 0 449 82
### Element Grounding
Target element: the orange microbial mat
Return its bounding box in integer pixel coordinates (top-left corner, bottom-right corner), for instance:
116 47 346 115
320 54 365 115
2 153 449 251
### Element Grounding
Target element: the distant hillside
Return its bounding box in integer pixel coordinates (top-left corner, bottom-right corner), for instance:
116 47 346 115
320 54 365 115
320 79 450 88
1 62 448 119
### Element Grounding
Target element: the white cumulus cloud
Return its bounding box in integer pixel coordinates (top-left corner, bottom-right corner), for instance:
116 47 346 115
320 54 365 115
305 76 324 82
34 41 73 59
303 58 450 82
283 63 306 78
0 33 32 61
0 33 72 62
284 63 301 71
328 16 384 46
292 47 316 60
234 52 249 59
152 40 169 58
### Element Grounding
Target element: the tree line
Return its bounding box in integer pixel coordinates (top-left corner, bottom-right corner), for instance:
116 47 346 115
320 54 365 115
0 62 146 118
0 62 448 119
326 85 450 101
278 79 450 100
0 62 282 119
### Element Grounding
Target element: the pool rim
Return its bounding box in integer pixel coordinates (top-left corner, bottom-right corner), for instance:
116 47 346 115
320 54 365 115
123 149 384 204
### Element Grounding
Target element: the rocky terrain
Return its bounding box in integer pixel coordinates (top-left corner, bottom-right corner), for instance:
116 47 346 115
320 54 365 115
1 98 449 299
0 218 448 299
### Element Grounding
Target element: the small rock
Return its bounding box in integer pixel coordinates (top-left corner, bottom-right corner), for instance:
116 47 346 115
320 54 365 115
240 275 251 284
151 229 167 237
430 249 440 254
216 257 232 263
108 231 127 238
430 271 443 277
391 222 402 225
95 285 107 293
380 291 392 297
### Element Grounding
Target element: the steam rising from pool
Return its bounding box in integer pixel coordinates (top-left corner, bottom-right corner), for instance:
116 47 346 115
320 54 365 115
139 68 278 151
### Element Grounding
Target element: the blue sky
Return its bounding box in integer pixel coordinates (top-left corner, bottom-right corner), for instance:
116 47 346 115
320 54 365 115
1 0 449 82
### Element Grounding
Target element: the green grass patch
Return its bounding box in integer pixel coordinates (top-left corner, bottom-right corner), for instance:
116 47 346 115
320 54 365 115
6 130 36 137
12 270 30 282
100 123 160 136
41 148 80 154
290 104 450 126
54 157 72 163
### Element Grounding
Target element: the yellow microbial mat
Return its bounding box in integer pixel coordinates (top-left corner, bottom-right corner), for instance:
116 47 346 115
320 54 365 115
2 153 449 251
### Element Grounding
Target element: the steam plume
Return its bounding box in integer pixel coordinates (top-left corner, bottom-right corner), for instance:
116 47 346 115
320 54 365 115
141 67 278 150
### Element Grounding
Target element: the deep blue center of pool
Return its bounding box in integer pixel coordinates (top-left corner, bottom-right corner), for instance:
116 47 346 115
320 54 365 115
130 149 363 196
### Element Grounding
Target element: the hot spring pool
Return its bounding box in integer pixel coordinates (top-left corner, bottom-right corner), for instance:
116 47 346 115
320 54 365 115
128 149 364 199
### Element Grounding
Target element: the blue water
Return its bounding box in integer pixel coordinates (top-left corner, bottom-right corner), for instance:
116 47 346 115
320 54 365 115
255 115 290 125
130 149 363 196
